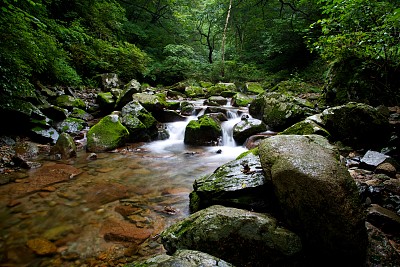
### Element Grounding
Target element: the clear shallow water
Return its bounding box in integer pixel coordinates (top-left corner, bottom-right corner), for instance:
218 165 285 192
0 107 248 266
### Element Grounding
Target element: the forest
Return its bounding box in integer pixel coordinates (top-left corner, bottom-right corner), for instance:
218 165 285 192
1 0 399 105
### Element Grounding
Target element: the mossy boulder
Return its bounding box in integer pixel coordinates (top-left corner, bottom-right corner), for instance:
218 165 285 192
249 92 315 131
86 114 129 152
121 101 158 142
207 83 237 97
31 126 60 144
321 102 391 149
280 115 330 137
246 82 264 94
115 79 141 109
233 118 268 144
184 115 222 146
232 92 253 107
199 81 213 88
190 153 273 213
185 86 206 98
127 250 234 267
259 135 367 266
97 92 115 113
54 95 86 111
180 101 195 116
40 105 68 121
161 205 302 267
70 108 94 121
132 92 168 114
100 73 120 91
207 96 227 106
51 133 77 159
56 118 86 134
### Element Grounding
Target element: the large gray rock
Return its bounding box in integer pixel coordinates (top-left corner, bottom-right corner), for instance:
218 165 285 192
249 92 314 131
259 135 367 266
233 118 268 144
115 79 141 109
100 73 120 91
321 102 391 149
161 205 302 267
127 250 234 267
50 133 77 159
190 153 273 213
121 101 159 142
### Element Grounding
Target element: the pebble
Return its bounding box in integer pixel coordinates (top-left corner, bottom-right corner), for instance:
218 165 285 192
26 238 57 255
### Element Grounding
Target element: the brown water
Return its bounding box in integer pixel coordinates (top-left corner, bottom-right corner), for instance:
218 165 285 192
0 119 247 266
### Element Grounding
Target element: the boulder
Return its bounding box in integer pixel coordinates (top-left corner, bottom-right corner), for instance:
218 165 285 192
233 118 268 144
190 153 274 213
367 204 400 234
180 101 195 116
249 92 314 131
86 114 129 152
321 102 391 149
259 135 367 266
127 250 234 267
100 73 120 91
56 118 86 135
70 108 94 122
51 133 77 159
31 126 59 144
207 96 227 106
53 95 86 111
161 205 302 267
246 82 264 94
96 92 115 113
280 115 330 137
232 92 253 107
185 86 206 98
132 92 167 114
115 79 141 109
184 115 222 146
40 105 68 121
360 150 398 171
121 101 159 142
207 83 237 97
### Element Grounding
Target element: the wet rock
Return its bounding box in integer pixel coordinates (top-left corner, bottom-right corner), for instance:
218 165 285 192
100 73 120 91
86 114 129 152
26 238 57 256
207 96 227 106
259 135 367 266
115 79 141 109
249 92 315 131
96 92 115 113
156 110 186 123
360 150 398 172
70 107 94 121
51 133 77 159
101 218 152 244
31 126 59 144
185 86 206 98
180 101 195 116
207 82 237 97
83 182 130 208
366 222 400 266
56 117 86 135
321 102 391 149
43 225 75 241
232 92 253 107
128 249 234 267
161 205 302 267
376 162 397 178
132 92 167 114
233 118 268 144
367 204 400 234
184 115 222 146
121 101 159 142
53 95 86 111
86 153 97 160
280 115 330 137
190 153 272 213
40 105 68 121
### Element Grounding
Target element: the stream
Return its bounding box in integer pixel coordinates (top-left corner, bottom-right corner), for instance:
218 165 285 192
0 102 248 266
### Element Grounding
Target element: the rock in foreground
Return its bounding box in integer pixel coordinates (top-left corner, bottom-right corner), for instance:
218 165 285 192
161 205 302 267
259 134 367 266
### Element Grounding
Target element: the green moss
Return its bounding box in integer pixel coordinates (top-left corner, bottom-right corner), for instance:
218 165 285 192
87 115 129 152
237 148 259 159
200 81 213 88
55 95 86 110
246 82 264 94
138 112 157 128
233 93 253 107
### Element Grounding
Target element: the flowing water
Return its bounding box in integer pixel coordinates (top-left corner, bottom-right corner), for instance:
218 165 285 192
0 103 248 266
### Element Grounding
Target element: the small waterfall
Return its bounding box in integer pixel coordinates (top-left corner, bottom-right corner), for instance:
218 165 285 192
220 109 241 147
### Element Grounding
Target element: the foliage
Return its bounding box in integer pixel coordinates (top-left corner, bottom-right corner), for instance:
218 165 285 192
309 0 400 105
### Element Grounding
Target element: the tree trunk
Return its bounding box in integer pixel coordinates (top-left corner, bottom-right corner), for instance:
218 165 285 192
221 0 233 77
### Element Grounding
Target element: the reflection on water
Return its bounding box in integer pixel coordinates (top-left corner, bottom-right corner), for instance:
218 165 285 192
0 121 247 266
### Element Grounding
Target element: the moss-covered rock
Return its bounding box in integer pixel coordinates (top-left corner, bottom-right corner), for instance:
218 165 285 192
97 92 115 113
259 135 367 266
180 101 195 116
40 105 68 121
246 82 264 94
249 92 315 131
321 102 391 149
51 133 77 159
233 118 268 144
199 81 213 88
70 108 94 121
161 205 302 267
86 114 129 152
207 83 237 97
232 92 253 107
54 95 86 111
132 92 168 114
121 101 158 142
115 79 141 109
184 115 222 146
100 73 120 91
57 118 86 134
280 115 330 137
207 96 228 106
190 153 273 212
185 86 206 98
